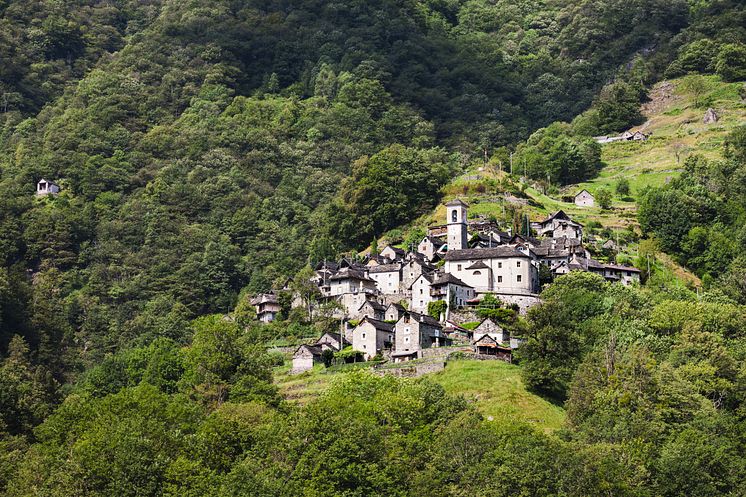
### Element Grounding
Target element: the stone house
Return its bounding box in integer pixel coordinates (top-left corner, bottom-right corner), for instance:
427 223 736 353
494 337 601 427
568 254 641 286
417 235 445 262
473 335 512 362
292 331 351 373
472 318 508 343
316 331 350 351
632 131 648 141
36 179 60 196
385 302 406 322
357 299 386 320
574 189 595 207
392 311 448 362
532 210 583 241
429 272 474 319
444 246 539 296
352 316 395 360
250 293 281 323
531 237 589 276
602 263 641 286
368 263 402 295
328 268 377 297
409 273 434 313
380 245 406 261
291 344 324 372
400 255 435 295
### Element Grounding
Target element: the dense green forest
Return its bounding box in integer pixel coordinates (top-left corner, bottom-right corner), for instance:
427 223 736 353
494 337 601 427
1 0 746 494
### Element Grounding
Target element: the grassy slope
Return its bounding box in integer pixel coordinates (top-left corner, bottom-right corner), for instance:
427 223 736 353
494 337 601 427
431 359 566 433
274 358 566 433
570 76 746 217
409 76 745 234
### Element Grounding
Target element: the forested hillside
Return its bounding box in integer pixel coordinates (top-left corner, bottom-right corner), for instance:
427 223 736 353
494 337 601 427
1 0 746 495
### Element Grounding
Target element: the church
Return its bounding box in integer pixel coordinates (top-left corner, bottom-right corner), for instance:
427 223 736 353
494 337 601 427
442 200 541 311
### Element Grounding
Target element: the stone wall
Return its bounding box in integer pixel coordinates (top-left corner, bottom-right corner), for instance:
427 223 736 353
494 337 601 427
449 309 480 324
495 293 541 315
374 360 446 377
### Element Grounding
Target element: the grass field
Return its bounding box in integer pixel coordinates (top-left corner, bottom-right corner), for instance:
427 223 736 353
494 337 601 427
275 358 567 433
431 359 566 433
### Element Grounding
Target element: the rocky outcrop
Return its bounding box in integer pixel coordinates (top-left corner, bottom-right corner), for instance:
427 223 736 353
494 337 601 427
703 108 719 124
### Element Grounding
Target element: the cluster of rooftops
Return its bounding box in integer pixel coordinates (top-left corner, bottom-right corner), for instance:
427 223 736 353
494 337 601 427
252 200 640 335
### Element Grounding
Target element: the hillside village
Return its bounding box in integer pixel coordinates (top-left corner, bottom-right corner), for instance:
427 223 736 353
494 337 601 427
252 199 640 372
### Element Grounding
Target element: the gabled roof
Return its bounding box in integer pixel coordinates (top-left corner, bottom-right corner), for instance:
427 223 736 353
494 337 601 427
445 199 469 207
474 334 498 345
368 263 401 273
356 316 395 332
604 263 641 273
445 246 531 261
37 178 60 187
538 209 585 226
382 245 405 256
250 293 278 305
294 343 323 357
575 189 593 198
358 300 387 312
408 272 434 289
422 235 445 245
475 318 503 332
329 268 374 282
314 260 338 271
431 272 472 288
465 260 489 270
398 310 442 328
317 332 351 346
386 302 406 312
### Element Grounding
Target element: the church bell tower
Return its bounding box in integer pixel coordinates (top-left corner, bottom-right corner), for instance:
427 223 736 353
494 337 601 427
446 199 468 251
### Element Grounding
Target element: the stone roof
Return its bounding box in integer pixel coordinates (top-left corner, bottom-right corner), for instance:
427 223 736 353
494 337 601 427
383 245 406 256
250 293 278 305
465 260 490 270
445 198 469 207
329 268 374 282
294 343 323 357
604 263 641 273
358 316 395 332
423 235 444 245
431 272 473 287
358 300 387 312
317 332 351 347
445 246 531 261
368 263 401 273
399 310 442 328
536 210 583 227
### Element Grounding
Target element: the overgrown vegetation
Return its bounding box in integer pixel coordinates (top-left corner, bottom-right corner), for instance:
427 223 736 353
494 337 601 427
1 0 746 494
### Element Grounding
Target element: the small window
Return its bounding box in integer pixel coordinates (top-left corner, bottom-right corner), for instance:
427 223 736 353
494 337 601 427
473 270 481 276
362 333 366 339
363 344 366 349
498 275 502 283
405 336 410 343
420 288 423 295
457 264 462 271
498 262 502 268
517 275 522 282
451 209 458 222
516 261 521 267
